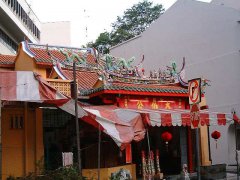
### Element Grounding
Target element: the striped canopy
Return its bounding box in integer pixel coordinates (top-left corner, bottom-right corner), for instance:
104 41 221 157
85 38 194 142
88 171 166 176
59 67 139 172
0 71 238 148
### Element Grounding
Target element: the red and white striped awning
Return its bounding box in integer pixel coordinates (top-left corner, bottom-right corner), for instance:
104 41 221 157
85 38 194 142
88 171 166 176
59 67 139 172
0 71 67 102
0 71 239 148
125 108 234 126
83 106 146 147
0 71 145 148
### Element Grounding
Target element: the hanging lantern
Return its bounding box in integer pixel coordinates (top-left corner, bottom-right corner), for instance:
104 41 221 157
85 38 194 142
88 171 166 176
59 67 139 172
211 130 221 148
161 131 172 144
161 131 172 152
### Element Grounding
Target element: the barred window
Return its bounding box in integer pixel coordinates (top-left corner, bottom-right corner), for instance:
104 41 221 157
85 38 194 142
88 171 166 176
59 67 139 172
10 115 24 129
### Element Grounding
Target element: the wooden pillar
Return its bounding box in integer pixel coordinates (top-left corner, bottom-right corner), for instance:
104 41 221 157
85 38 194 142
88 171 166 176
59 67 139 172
35 108 44 174
24 102 28 175
199 126 211 166
187 127 194 173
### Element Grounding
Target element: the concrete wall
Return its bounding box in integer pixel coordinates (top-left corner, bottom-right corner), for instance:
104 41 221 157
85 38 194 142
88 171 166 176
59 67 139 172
211 0 240 10
40 21 71 46
110 0 240 165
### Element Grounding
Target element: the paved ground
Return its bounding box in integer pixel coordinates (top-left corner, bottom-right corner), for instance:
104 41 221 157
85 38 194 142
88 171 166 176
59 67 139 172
225 173 240 180
161 173 239 180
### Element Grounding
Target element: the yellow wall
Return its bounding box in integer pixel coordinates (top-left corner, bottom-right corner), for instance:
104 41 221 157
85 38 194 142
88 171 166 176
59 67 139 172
2 106 44 180
14 46 47 78
200 126 211 166
82 164 136 180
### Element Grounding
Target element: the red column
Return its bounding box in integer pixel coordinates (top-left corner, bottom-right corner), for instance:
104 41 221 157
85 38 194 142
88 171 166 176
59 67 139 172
187 127 194 173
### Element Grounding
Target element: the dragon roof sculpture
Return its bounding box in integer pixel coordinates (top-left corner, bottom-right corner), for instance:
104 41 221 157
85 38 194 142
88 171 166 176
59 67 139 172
98 54 187 86
24 42 187 87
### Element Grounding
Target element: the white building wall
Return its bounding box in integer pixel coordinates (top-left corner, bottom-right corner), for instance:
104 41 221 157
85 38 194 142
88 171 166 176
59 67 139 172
40 21 71 46
211 0 240 10
0 42 15 55
0 0 40 43
110 0 240 165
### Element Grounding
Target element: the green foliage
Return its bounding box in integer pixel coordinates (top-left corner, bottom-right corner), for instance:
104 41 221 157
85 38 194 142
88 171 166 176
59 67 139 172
7 166 86 180
90 31 111 54
89 0 164 52
111 0 164 45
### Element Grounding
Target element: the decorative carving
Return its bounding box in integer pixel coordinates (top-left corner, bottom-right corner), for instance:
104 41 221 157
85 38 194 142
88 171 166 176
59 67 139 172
60 50 86 66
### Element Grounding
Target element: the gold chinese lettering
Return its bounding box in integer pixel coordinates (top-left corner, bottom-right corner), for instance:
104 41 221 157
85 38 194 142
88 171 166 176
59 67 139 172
165 102 171 109
178 99 182 108
124 98 128 108
151 98 158 109
137 100 144 109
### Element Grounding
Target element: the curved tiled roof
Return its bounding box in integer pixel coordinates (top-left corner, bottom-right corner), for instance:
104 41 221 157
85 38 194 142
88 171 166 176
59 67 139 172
61 69 99 90
27 43 97 67
0 54 16 67
80 82 188 96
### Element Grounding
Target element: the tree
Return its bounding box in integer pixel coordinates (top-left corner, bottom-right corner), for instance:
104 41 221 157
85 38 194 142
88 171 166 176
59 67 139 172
88 0 164 53
111 0 164 46
92 32 111 54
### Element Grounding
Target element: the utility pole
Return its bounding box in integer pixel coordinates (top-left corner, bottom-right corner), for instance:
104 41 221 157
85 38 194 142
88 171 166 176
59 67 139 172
84 9 90 44
73 61 82 175
97 124 101 180
196 128 201 180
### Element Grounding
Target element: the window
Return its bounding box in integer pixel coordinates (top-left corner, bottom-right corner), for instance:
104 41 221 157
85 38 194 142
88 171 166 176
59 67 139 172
3 0 41 40
10 115 24 129
10 0 13 8
0 28 18 52
16 1 18 14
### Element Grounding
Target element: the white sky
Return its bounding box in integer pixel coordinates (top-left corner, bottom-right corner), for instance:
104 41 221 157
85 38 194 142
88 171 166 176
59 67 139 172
28 0 211 47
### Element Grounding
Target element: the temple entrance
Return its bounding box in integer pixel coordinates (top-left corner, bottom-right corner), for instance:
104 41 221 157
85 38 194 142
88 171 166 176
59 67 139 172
133 126 190 177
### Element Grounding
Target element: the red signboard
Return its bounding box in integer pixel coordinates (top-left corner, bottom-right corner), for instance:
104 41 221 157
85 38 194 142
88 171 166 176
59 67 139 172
125 144 132 164
190 104 200 129
118 97 186 110
188 78 201 105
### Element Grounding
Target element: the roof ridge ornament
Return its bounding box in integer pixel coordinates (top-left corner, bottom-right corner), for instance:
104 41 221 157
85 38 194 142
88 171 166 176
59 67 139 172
60 49 86 67
99 55 188 86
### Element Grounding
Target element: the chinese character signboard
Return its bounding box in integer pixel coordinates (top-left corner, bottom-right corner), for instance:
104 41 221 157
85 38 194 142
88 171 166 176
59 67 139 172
118 97 185 110
188 78 201 105
188 78 201 128
190 104 200 128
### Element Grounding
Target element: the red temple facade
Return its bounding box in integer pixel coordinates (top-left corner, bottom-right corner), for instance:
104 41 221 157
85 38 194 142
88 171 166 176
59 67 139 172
0 41 237 179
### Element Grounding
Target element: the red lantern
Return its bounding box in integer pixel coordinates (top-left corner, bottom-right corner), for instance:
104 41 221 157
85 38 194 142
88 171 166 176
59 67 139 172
211 130 221 149
211 130 221 140
161 131 172 144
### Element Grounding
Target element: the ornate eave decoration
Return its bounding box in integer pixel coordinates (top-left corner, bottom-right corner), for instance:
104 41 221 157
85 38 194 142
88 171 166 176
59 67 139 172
98 54 188 86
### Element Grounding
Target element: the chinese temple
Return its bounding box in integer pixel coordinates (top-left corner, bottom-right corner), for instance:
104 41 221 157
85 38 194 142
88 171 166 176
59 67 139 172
0 41 238 180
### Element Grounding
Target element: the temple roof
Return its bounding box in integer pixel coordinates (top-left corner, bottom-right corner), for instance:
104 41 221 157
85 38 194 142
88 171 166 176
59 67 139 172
26 43 97 67
61 69 99 90
0 54 16 67
80 82 188 97
20 41 189 97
